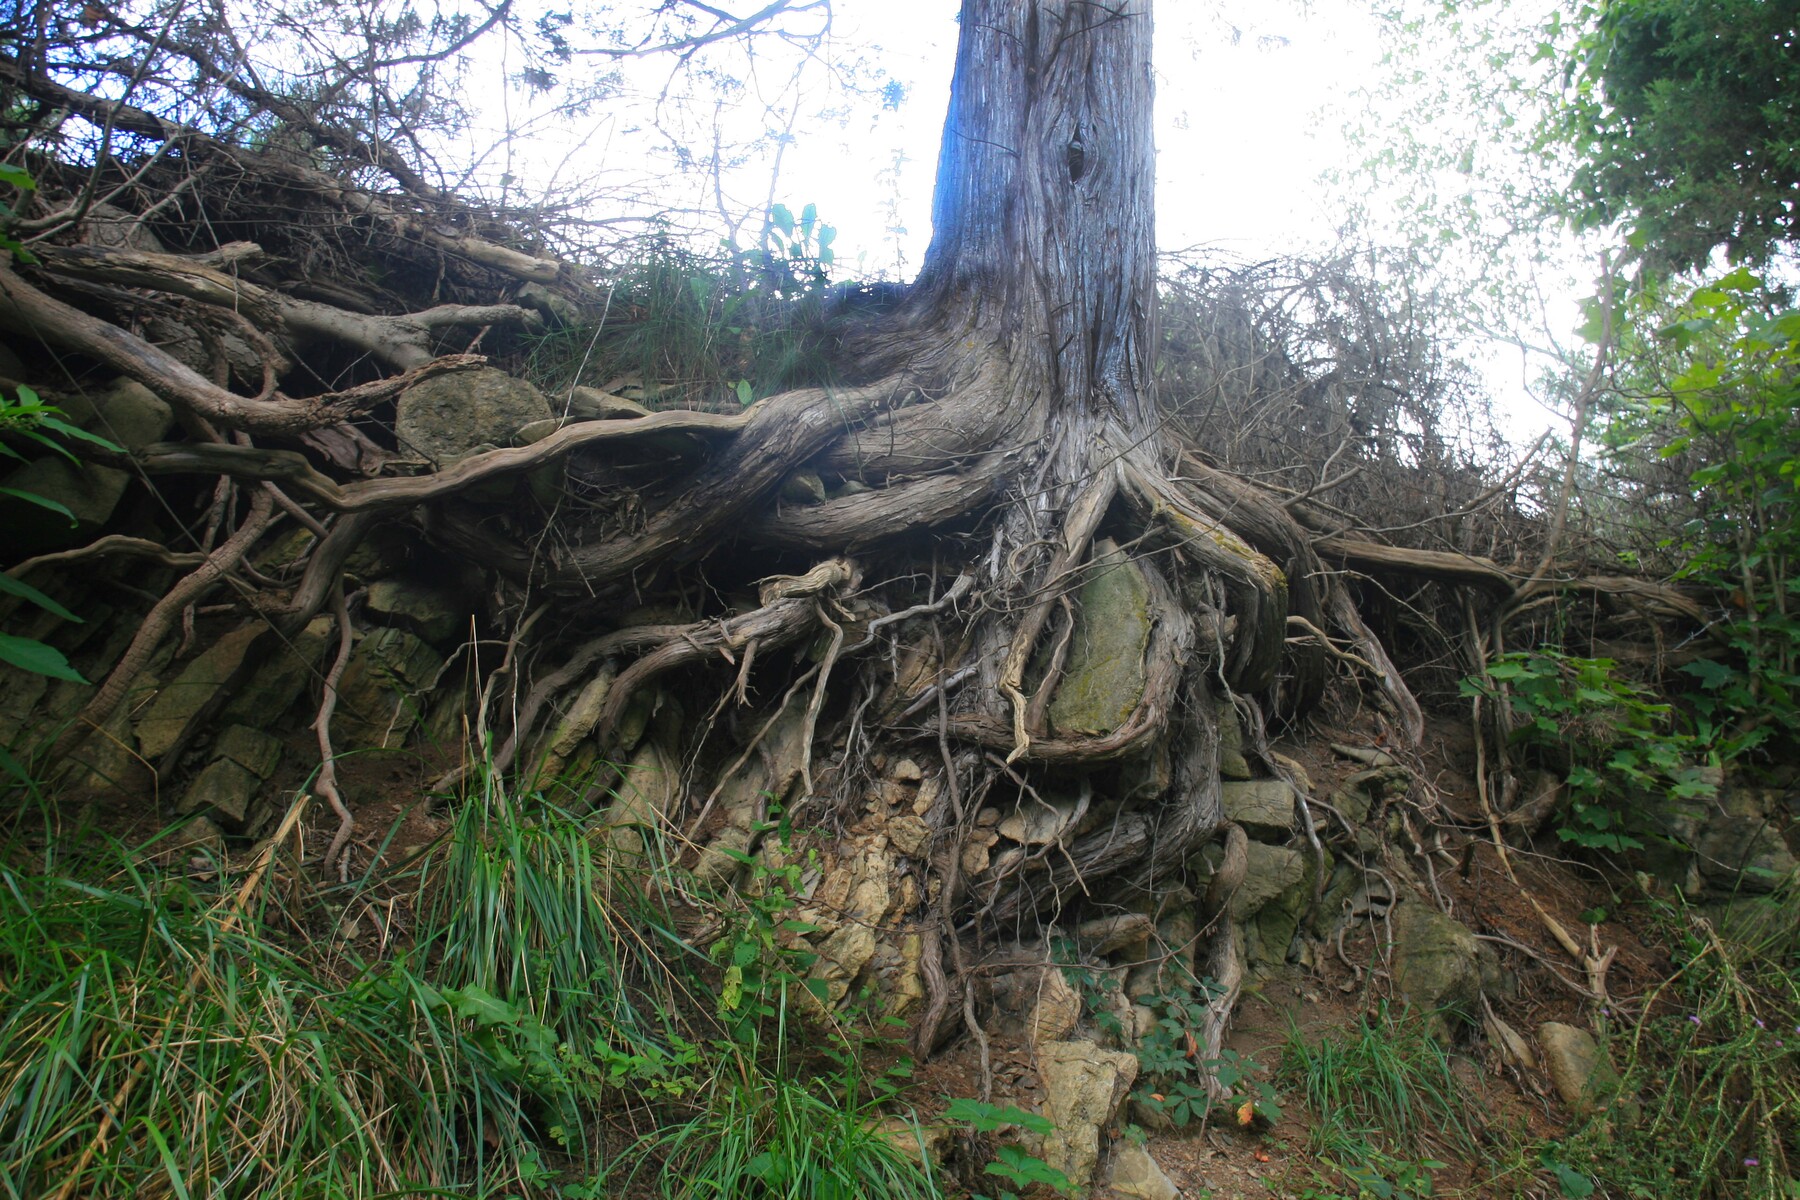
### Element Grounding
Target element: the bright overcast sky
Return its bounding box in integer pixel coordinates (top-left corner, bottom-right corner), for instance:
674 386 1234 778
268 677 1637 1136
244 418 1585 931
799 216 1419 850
774 0 1380 273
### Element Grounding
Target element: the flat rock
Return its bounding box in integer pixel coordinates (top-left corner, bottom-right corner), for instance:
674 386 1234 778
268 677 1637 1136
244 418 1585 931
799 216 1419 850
1696 788 1798 893
396 367 552 465
179 757 261 823
1226 841 1307 921
365 578 470 647
220 617 332 729
1027 968 1083 1047
136 624 263 759
1218 703 1253 779
212 724 282 778
1221 779 1295 841
333 627 444 748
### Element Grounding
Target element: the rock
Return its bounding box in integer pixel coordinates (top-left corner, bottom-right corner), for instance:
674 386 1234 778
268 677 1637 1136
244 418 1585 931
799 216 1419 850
1049 541 1152 736
1036 1039 1139 1191
603 739 678 865
212 724 282 778
1226 841 1307 921
80 202 166 251
135 624 263 759
778 471 827 504
512 417 570 444
1695 788 1798 893
872 1117 954 1171
1538 1022 1620 1116
1104 1142 1180 1200
891 757 923 783
1390 902 1483 1032
1076 913 1154 957
566 385 651 421
90 379 176 450
333 627 444 748
887 813 932 858
998 790 1083 845
169 814 227 860
179 758 262 823
1248 848 1325 969
1027 968 1084 1046
861 932 927 1021
365 578 470 647
220 617 332 728
395 367 552 465
513 282 580 328
1221 779 1295 841
1485 1011 1537 1070
812 924 878 1006
1218 704 1253 779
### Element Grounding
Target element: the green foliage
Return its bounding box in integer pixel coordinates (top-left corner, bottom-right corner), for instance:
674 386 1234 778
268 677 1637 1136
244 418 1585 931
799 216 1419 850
1130 983 1281 1130
1640 270 1800 755
624 808 937 1200
0 162 35 263
1462 649 1715 851
0 843 527 1197
1 385 127 778
1558 0 1800 273
1277 1004 1481 1200
1560 888 1800 1197
523 204 844 412
942 1099 1070 1200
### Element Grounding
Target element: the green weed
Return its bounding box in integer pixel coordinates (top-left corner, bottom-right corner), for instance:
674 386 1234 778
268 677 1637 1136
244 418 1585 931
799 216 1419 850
1560 888 1800 1197
1278 1004 1481 1199
0 842 512 1197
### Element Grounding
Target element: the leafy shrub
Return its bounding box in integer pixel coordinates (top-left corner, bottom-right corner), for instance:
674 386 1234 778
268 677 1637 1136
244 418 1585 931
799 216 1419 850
1462 650 1715 851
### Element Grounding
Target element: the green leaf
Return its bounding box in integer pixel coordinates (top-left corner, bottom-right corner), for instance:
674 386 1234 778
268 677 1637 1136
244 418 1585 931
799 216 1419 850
770 203 795 236
734 379 755 408
0 164 34 190
441 984 521 1026
0 487 75 523
0 634 86 682
0 573 81 621
36 415 124 453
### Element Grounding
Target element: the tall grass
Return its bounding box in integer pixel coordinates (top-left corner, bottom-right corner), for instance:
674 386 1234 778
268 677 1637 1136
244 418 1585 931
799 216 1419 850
0 759 942 1200
0 850 505 1198
1279 1003 1483 1195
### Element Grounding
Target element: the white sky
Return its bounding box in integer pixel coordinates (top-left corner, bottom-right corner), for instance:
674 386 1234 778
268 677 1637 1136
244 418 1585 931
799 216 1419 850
773 0 1382 273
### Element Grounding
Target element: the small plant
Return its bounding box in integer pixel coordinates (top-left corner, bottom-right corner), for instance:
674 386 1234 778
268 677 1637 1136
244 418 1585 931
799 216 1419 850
1 384 125 781
944 1098 1072 1200
0 162 35 262
1131 983 1282 1129
1462 649 1715 851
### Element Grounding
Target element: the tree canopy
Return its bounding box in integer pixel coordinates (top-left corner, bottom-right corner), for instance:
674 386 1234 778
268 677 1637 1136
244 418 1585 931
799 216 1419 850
1563 0 1800 273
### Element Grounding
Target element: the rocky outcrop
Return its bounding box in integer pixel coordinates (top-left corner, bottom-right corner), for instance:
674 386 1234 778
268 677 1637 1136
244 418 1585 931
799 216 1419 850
1104 1142 1180 1200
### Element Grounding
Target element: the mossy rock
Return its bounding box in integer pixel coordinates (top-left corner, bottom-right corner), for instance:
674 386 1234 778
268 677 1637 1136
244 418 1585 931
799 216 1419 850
1049 542 1151 737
